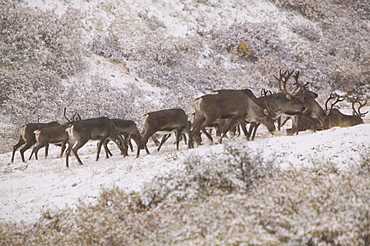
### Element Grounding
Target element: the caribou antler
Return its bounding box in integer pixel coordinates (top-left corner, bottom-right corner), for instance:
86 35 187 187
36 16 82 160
350 97 368 117
261 88 272 97
275 69 306 102
357 100 368 117
64 107 72 123
64 107 81 123
72 112 82 121
324 93 345 115
274 69 297 97
292 70 309 91
324 93 337 112
331 94 345 111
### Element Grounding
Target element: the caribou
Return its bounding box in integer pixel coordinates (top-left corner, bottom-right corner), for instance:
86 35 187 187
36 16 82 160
137 108 189 158
30 125 70 160
286 115 323 135
280 70 328 135
65 117 128 167
188 92 276 148
212 76 307 140
11 121 61 163
247 90 307 140
29 108 82 161
103 119 141 157
326 94 367 128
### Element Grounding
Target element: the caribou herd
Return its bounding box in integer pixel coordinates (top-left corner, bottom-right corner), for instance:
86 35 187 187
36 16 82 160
11 70 368 167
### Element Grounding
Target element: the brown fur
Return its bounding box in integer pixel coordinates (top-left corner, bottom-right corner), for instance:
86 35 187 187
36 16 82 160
137 108 188 158
65 117 127 167
11 121 61 163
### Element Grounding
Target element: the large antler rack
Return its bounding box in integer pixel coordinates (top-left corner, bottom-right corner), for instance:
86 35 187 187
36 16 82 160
349 96 368 117
325 93 345 112
274 69 304 101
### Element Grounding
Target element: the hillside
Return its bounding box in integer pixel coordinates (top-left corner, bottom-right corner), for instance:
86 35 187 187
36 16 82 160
1 0 370 153
1 0 370 244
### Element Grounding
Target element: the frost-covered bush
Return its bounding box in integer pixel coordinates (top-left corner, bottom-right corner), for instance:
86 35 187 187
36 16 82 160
250 169 370 245
332 0 370 20
0 1 88 151
2 158 369 245
271 0 331 20
91 35 128 64
0 2 86 77
292 23 322 42
138 142 274 208
357 146 370 176
0 69 63 125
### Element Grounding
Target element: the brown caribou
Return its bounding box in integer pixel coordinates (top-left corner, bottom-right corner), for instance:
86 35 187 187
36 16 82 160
137 108 188 158
29 108 82 160
65 117 128 167
188 92 276 148
326 94 367 128
11 121 61 163
103 119 141 157
213 78 307 141
247 87 307 140
30 125 70 160
286 115 323 135
282 70 328 135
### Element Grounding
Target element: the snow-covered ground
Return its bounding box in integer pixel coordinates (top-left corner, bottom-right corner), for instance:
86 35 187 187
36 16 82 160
1 121 369 224
1 0 369 229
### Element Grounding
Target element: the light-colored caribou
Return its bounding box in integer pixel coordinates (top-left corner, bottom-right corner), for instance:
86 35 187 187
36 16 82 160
65 117 128 167
326 94 367 128
11 121 61 163
285 93 368 134
188 92 276 148
137 108 188 158
29 108 82 160
30 125 70 160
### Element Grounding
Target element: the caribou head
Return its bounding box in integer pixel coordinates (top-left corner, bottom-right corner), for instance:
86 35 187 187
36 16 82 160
325 93 367 128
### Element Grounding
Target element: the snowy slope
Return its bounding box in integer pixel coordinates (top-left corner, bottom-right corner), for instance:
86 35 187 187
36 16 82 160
1 122 369 223
1 0 369 227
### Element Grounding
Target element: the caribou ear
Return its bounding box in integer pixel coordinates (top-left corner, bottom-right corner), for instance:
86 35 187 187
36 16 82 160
263 109 269 116
286 94 292 100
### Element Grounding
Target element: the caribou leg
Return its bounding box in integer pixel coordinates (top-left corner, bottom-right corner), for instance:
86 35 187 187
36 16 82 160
175 129 183 150
103 139 113 158
66 138 88 167
137 130 155 158
20 142 35 162
157 134 171 151
11 137 26 163
218 116 239 143
96 138 108 161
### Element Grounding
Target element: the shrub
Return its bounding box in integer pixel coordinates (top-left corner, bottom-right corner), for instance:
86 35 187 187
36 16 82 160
138 141 275 208
0 2 86 77
270 0 331 20
1 148 370 245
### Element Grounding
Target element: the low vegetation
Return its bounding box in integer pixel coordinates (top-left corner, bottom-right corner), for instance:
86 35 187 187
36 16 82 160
1 142 369 245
